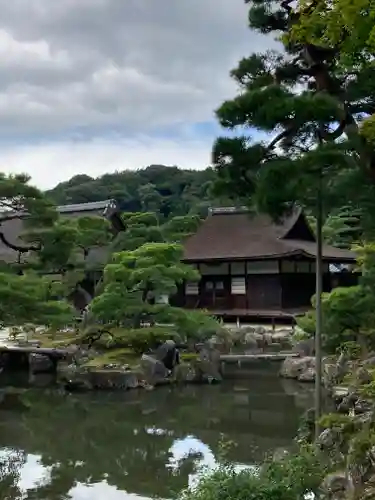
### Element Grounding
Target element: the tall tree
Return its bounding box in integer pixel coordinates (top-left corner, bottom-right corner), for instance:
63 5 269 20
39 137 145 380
212 1 375 223
210 0 375 434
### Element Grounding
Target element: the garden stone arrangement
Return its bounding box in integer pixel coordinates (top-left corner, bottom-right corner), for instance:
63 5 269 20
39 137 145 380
0 323 298 392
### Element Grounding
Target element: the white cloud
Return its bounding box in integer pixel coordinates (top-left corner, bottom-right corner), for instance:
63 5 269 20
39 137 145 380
0 0 265 136
0 0 274 187
0 135 213 189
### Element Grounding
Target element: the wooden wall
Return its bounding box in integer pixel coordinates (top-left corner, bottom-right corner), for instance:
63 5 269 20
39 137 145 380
176 258 352 312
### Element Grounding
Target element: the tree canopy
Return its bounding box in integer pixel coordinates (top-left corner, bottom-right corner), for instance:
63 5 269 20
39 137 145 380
46 165 228 220
90 242 220 344
0 174 76 329
210 0 375 234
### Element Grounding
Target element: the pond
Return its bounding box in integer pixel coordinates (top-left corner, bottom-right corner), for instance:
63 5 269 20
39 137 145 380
0 363 313 500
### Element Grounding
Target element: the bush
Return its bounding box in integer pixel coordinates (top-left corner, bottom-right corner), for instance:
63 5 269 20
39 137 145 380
108 326 178 354
297 285 375 355
180 446 326 500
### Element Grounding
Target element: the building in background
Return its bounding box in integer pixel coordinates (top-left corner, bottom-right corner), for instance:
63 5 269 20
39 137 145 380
172 207 357 324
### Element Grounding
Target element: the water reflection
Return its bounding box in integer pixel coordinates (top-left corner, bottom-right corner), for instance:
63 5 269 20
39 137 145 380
0 365 314 499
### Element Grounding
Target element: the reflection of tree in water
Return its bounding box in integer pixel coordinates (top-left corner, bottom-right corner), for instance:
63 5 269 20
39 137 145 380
0 449 25 500
0 378 305 499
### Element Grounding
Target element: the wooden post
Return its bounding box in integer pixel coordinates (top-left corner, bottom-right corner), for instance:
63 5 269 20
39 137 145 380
315 166 323 440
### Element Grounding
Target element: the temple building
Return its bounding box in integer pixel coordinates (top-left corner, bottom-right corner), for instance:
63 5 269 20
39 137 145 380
173 207 357 323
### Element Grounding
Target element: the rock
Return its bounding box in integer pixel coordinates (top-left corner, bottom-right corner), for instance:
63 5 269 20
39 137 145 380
355 367 373 386
242 326 256 334
268 342 282 353
292 338 315 357
243 333 259 351
317 428 342 450
140 354 169 384
337 392 357 413
298 367 315 382
174 363 196 383
361 486 375 500
271 330 292 346
323 359 339 390
363 356 375 368
280 356 315 381
28 353 55 374
263 332 273 346
355 398 373 414
254 326 266 335
194 345 222 383
321 471 350 500
59 364 141 391
230 328 246 345
336 352 350 382
208 335 231 354
89 369 139 390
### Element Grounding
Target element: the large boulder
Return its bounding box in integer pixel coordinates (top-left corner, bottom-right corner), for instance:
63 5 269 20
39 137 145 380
321 471 351 500
280 356 315 382
173 363 197 383
271 329 292 347
140 354 169 384
208 334 232 354
243 333 259 352
193 345 222 383
58 363 141 391
292 338 315 357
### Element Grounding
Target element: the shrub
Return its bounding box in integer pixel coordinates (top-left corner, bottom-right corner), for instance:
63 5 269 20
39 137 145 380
297 285 375 355
107 326 178 354
180 446 326 500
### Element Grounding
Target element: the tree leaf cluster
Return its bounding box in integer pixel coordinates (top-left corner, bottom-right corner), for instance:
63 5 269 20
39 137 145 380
46 165 230 220
211 0 375 228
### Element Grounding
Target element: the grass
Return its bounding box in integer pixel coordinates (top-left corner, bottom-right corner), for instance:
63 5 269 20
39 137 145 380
82 348 139 369
29 330 78 348
29 326 198 370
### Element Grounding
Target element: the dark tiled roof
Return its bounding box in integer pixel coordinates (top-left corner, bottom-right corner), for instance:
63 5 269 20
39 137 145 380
0 199 117 264
183 208 356 262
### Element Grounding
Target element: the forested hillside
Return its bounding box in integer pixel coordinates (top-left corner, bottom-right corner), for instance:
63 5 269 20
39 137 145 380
46 165 228 219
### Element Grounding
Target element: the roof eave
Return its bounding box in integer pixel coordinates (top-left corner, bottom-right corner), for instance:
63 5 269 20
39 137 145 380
183 249 356 263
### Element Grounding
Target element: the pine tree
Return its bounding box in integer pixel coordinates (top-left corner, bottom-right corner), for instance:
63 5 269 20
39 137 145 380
212 0 375 228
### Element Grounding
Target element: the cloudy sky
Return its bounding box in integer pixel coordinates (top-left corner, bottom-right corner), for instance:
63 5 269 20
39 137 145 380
0 0 267 189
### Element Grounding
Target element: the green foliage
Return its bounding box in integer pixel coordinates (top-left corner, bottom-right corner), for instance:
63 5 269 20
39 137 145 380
296 310 316 337
308 205 362 248
210 0 375 230
28 214 112 273
359 381 375 400
290 0 375 68
90 242 221 345
111 211 201 253
0 272 75 329
46 165 230 219
0 174 80 329
299 284 375 354
180 446 326 500
298 242 375 354
337 341 362 359
0 172 57 227
318 413 355 433
107 326 178 354
348 429 375 465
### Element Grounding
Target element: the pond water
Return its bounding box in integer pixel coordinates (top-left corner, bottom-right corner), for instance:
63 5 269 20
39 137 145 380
0 364 314 500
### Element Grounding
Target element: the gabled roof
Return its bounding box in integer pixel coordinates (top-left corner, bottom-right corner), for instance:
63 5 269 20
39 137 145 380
0 199 119 264
183 207 356 263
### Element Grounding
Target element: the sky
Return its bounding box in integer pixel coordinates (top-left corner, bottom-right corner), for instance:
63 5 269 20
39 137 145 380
0 0 268 189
